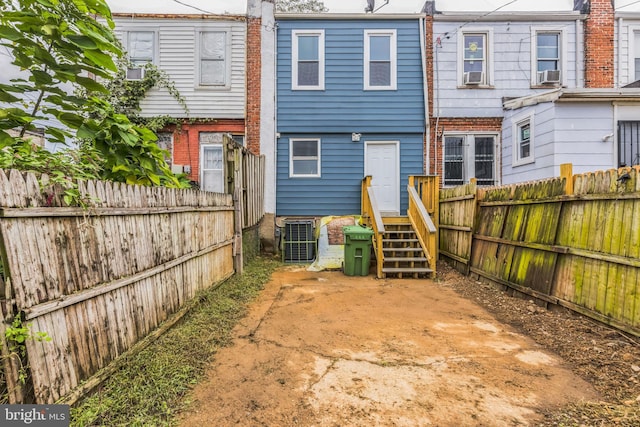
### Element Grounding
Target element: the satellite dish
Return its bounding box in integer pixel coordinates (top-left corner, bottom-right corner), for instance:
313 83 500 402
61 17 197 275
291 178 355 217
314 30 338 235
365 0 375 13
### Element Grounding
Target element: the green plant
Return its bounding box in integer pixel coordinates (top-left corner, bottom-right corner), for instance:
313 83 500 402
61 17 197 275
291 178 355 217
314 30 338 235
2 313 51 385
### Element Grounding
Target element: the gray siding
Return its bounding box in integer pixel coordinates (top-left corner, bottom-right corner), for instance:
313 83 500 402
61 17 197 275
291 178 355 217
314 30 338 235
502 102 615 184
617 17 640 86
113 18 246 119
433 19 582 118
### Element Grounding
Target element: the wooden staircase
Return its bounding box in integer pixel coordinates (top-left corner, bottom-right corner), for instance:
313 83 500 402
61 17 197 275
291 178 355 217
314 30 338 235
380 217 433 278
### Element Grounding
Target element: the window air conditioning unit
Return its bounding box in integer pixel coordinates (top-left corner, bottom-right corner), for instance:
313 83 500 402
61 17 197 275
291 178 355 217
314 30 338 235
463 71 484 85
537 69 561 84
126 67 145 81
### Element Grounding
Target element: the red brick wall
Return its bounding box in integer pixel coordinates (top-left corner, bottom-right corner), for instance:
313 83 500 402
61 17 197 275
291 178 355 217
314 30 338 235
584 0 615 88
428 117 503 179
167 120 245 182
246 17 262 155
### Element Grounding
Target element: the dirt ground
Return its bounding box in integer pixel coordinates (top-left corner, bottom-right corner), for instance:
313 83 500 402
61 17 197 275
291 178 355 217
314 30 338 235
178 262 640 426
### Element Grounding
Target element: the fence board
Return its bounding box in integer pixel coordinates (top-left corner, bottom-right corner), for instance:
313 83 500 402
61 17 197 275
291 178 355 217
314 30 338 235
441 165 640 337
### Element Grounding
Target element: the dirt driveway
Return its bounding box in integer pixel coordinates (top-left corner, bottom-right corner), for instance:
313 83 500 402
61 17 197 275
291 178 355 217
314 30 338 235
179 266 597 426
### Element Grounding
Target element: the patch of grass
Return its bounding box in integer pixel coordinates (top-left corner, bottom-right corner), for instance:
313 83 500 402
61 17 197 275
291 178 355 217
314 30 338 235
70 257 280 427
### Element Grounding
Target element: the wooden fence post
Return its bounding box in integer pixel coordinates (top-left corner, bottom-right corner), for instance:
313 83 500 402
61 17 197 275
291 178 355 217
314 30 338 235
233 147 244 274
561 163 573 195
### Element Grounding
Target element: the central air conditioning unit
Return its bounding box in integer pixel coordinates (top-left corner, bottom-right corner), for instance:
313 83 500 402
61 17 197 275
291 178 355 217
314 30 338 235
283 220 316 263
463 71 484 85
537 69 561 84
126 67 146 81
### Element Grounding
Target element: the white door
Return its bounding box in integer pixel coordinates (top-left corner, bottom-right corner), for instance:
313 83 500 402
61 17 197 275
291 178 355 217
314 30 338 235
365 141 400 215
201 144 225 193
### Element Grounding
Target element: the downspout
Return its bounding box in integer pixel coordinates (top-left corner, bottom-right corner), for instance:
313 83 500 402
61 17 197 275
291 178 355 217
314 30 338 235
419 16 430 175
575 19 580 86
618 16 623 87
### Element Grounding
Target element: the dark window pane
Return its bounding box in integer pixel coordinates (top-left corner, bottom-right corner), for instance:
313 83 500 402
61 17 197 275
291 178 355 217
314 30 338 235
444 137 464 186
618 121 640 167
370 62 391 86
293 159 318 175
292 140 318 157
475 137 494 185
298 62 319 86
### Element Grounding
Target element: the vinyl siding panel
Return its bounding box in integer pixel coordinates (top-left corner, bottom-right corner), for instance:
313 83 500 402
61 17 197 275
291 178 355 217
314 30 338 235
618 18 640 86
113 18 246 119
276 133 423 216
433 19 581 118
276 19 425 134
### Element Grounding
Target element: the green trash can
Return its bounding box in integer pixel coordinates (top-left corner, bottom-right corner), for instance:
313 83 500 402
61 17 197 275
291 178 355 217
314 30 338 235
343 225 374 276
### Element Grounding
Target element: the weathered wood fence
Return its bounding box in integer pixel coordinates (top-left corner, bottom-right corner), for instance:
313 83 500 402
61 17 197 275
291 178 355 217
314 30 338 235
439 165 640 337
0 168 245 404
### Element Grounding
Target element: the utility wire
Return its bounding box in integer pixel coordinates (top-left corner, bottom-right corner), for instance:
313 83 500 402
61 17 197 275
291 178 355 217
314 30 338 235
438 0 522 40
172 0 214 14
616 0 640 11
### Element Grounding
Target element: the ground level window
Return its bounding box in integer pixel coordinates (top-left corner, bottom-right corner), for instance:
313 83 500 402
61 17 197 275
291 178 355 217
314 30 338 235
200 132 225 193
444 134 497 186
290 138 320 177
618 121 640 167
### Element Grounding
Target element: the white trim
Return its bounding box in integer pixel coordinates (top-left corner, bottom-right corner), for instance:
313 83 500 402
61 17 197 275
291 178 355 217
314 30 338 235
195 27 232 89
627 25 640 85
530 26 568 87
364 29 397 91
364 140 400 215
123 30 158 79
292 29 325 91
457 28 494 87
289 138 321 178
199 141 225 193
512 113 535 167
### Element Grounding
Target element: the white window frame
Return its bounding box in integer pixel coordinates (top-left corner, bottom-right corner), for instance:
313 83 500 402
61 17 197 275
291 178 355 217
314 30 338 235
442 133 499 187
530 27 567 86
512 114 535 167
628 26 640 84
289 138 321 178
199 141 225 193
364 29 397 91
195 28 231 89
457 28 493 87
292 30 325 90
124 30 157 65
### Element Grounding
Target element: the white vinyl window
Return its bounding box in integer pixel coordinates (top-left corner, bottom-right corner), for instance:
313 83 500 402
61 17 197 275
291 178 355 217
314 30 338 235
458 30 493 86
292 30 325 90
532 28 565 86
632 29 640 82
200 132 225 193
290 138 321 177
156 132 173 167
443 134 497 186
364 30 397 90
513 116 534 166
198 30 229 87
125 31 155 80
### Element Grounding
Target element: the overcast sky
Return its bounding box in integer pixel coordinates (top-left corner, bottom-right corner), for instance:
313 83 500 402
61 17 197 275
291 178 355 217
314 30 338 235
105 0 640 15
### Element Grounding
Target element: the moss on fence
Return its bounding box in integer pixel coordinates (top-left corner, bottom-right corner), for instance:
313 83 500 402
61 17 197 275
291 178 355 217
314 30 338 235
70 257 280 427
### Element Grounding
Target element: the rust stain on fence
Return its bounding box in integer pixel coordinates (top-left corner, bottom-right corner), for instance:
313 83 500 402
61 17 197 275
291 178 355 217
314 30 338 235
440 165 640 337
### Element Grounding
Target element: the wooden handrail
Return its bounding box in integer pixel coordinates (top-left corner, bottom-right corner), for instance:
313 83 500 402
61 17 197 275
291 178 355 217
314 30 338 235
407 184 437 278
361 176 385 278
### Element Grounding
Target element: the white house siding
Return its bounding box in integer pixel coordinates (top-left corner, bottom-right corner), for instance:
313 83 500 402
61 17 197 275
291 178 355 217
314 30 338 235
432 16 582 118
113 17 246 119
617 16 640 86
502 102 616 184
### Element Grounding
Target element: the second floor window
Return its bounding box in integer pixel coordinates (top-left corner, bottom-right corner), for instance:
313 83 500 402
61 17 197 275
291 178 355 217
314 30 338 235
126 31 154 80
535 31 561 85
634 32 640 82
364 30 397 90
292 30 324 90
461 32 487 85
199 31 228 87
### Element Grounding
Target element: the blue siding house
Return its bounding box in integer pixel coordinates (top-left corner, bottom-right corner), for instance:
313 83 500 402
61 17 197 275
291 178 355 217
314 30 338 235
275 15 427 217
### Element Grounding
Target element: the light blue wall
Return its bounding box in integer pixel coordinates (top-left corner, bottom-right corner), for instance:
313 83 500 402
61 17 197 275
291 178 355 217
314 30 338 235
276 19 425 133
276 18 425 216
433 18 582 118
276 133 423 216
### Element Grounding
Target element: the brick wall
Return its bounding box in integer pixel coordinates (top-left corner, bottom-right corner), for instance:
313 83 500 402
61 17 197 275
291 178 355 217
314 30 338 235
246 17 262 155
584 0 614 88
428 117 503 179
168 120 245 183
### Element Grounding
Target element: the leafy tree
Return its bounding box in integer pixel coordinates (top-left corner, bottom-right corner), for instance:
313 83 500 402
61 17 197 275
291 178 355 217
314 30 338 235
0 0 186 197
275 0 328 13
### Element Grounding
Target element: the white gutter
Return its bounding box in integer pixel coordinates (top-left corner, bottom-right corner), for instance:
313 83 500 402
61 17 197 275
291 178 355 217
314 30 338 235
419 16 430 175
